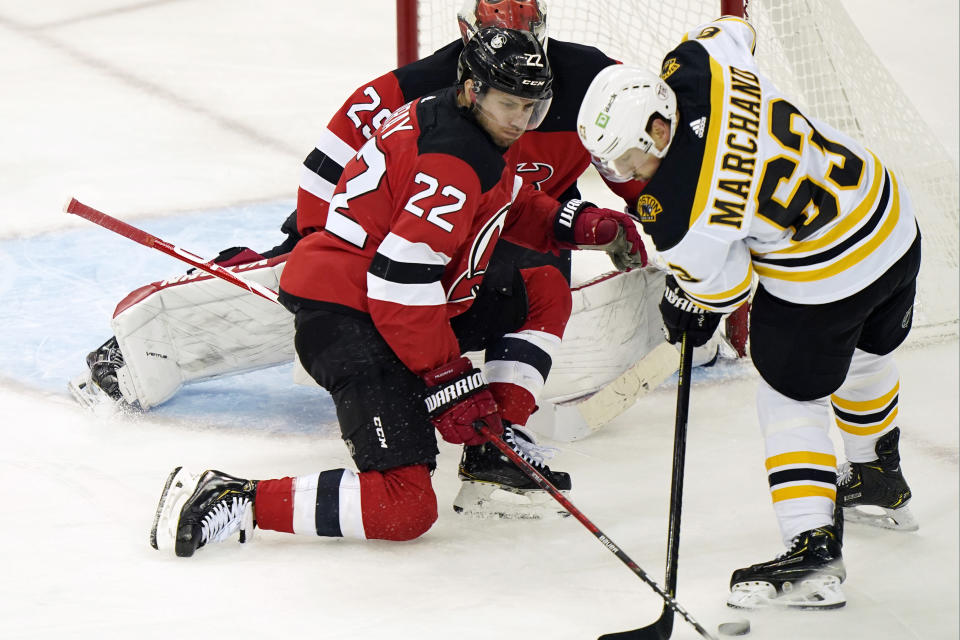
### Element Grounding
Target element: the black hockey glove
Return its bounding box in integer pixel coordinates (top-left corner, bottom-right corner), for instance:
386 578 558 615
659 275 722 347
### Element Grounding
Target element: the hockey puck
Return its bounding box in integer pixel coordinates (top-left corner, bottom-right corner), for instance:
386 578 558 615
718 618 751 635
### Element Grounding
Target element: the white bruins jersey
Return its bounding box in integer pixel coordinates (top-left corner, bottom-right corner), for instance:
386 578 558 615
636 18 918 312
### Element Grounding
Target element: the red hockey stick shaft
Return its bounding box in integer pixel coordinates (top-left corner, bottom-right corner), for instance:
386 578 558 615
475 424 716 640
65 198 280 305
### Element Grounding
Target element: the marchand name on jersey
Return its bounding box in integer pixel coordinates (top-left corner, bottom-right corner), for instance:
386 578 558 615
710 65 762 230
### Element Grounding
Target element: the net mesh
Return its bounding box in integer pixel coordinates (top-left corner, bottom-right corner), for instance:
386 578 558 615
412 0 958 336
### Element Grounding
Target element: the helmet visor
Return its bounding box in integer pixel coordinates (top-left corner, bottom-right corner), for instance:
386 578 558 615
474 85 552 133
591 154 635 182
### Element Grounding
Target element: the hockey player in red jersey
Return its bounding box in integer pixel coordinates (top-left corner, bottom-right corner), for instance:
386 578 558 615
150 27 646 556
73 0 660 418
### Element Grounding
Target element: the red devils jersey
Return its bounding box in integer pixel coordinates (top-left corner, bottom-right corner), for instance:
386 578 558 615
280 88 563 375
296 39 646 236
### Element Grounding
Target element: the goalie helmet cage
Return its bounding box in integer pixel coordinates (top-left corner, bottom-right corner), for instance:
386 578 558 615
395 0 960 342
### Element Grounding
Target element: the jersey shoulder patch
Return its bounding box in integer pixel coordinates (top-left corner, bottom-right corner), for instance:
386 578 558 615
661 40 714 104
415 88 506 192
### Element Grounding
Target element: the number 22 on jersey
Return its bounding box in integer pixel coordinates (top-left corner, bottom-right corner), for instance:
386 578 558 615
326 137 468 248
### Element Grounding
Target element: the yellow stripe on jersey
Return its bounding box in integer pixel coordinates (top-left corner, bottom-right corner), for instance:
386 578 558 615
832 380 900 412
690 56 727 230
771 485 836 503
836 407 899 435
753 171 902 282
686 264 754 304
765 451 837 471
759 153 884 257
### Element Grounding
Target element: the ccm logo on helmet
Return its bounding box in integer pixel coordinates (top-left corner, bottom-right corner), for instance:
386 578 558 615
522 79 546 86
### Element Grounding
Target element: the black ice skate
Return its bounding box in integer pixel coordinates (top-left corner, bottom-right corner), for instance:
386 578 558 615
67 336 129 410
454 424 571 519
837 427 918 531
150 467 257 557
727 525 846 610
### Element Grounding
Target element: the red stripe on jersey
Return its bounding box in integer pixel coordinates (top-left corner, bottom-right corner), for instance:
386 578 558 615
358 465 437 541
254 477 295 534
502 183 564 251
367 297 461 375
490 382 538 426
522 265 573 339
296 187 328 236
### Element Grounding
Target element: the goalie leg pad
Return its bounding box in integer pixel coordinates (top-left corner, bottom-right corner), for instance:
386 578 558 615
110 257 294 409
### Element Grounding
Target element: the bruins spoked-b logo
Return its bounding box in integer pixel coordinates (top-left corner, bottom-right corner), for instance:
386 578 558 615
697 26 721 40
636 194 663 223
661 57 681 80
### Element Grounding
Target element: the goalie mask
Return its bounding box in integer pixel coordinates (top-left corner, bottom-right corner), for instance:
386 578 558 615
458 27 553 138
577 65 678 180
458 0 548 48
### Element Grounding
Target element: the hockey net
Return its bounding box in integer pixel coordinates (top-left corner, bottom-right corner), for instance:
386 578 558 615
399 0 959 341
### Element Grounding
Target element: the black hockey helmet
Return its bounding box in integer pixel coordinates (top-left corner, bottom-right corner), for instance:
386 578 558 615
457 26 553 102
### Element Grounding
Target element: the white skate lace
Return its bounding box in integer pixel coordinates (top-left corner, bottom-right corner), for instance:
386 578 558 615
504 426 558 468
837 461 853 487
776 536 802 560
200 496 251 544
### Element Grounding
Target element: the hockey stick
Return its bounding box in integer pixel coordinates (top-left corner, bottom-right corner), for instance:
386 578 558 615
599 331 696 640
476 409 715 640
565 341 679 432
64 198 280 304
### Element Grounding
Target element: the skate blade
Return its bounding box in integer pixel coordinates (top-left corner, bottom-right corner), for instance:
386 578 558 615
843 504 919 532
67 372 110 410
150 467 199 552
67 371 135 414
727 575 846 610
452 480 570 519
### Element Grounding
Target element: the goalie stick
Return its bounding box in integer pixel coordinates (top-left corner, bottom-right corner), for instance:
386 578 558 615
599 332 696 640
556 341 679 436
475 391 717 640
64 198 280 304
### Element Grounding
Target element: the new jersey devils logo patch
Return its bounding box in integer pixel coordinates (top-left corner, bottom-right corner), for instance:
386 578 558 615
516 162 555 190
447 202 511 303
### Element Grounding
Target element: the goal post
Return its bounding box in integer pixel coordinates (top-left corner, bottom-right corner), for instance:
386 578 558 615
396 0 959 341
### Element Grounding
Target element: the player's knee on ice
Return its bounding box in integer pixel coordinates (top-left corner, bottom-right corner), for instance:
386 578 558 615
360 464 438 541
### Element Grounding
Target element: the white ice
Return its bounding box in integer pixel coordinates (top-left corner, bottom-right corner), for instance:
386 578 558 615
0 2 957 639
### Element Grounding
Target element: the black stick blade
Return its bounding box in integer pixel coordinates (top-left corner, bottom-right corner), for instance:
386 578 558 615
599 613 673 640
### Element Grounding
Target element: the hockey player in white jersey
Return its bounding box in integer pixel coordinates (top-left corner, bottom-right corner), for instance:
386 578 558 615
577 17 921 609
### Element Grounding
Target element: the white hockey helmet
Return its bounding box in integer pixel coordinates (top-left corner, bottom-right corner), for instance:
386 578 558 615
577 65 678 179
458 0 548 48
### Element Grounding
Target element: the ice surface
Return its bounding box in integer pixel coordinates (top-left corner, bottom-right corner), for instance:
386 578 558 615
0 2 956 639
